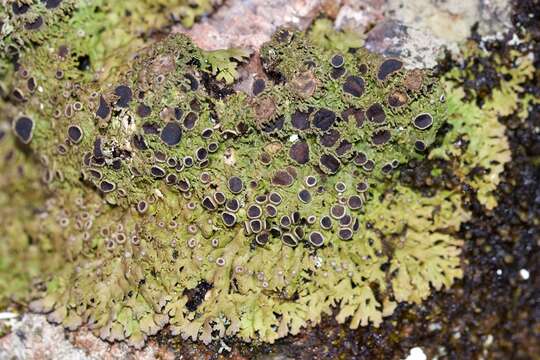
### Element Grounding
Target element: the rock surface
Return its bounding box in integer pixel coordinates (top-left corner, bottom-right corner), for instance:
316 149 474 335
175 0 323 50
0 314 172 360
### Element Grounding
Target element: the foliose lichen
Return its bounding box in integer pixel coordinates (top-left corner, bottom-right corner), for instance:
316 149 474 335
0 4 522 348
431 40 535 210
0 0 227 310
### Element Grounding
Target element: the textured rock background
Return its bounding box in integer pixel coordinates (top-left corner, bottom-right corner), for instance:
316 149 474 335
0 0 520 359
177 0 512 67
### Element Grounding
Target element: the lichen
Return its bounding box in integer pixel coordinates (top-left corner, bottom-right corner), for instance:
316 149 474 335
0 0 219 87
0 126 58 307
430 41 533 209
429 84 511 210
0 6 519 349
200 48 252 84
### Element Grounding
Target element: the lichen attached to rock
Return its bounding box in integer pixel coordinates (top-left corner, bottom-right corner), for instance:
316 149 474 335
0 3 519 348
430 40 534 210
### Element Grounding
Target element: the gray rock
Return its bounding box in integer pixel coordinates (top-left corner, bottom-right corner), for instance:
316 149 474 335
365 20 450 69
341 0 512 68
0 314 171 360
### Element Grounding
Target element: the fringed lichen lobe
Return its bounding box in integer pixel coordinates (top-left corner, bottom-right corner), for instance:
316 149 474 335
0 3 512 348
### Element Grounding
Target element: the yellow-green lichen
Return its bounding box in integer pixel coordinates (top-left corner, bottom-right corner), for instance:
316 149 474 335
200 48 252 84
0 0 219 87
0 6 518 349
430 41 533 209
429 84 511 209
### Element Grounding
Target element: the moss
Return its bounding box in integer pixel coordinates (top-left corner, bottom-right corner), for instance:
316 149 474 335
0 10 520 348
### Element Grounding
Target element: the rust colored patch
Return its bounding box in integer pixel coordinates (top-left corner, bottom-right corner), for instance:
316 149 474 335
387 90 409 107
321 0 341 18
403 69 424 92
286 166 298 179
252 96 277 128
272 170 294 187
291 71 318 98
